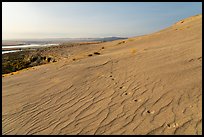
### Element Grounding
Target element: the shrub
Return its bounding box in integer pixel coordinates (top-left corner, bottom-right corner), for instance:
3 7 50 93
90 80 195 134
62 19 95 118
131 49 136 54
47 57 52 62
94 52 100 55
118 41 125 44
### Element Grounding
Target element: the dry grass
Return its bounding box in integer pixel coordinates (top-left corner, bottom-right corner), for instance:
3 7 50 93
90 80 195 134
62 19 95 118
131 49 136 54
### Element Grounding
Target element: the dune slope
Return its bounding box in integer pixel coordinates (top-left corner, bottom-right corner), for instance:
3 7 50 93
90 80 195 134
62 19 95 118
2 14 202 135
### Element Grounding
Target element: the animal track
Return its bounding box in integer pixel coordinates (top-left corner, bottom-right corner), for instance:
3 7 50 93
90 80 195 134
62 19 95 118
188 57 202 62
146 110 155 114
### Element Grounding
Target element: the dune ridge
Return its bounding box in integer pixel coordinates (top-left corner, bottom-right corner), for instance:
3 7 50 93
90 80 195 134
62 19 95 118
2 14 202 135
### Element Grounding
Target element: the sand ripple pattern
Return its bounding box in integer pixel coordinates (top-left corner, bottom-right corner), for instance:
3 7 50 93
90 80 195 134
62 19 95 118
2 14 202 135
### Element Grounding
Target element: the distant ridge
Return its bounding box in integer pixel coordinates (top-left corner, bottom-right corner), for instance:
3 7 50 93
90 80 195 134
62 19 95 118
2 37 128 45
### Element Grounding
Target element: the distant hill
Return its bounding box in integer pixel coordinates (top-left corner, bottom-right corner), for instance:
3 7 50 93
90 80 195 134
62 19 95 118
2 37 127 45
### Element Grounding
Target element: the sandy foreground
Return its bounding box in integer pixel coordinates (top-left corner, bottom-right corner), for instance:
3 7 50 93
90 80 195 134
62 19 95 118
2 14 202 135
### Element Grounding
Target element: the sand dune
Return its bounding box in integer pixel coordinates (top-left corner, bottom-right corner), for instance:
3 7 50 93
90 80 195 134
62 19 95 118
2 14 202 135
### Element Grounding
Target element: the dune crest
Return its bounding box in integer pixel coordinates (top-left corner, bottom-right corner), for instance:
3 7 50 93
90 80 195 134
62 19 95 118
2 14 202 135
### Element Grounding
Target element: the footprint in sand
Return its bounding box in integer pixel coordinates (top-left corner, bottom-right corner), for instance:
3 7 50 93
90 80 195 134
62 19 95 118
146 110 155 114
188 59 194 62
167 123 179 128
121 92 128 96
188 57 202 62
197 57 202 61
109 75 114 80
134 99 142 102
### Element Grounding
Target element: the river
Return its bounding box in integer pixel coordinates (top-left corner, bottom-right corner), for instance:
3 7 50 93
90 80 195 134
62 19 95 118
2 43 59 54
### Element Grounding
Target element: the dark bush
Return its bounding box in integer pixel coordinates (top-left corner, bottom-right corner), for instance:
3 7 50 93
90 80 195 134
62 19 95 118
41 56 46 60
47 57 52 62
31 56 38 62
94 52 100 55
118 41 125 44
2 51 56 74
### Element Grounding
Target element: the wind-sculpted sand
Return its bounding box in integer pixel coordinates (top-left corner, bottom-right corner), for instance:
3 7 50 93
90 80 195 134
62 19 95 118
2 14 202 135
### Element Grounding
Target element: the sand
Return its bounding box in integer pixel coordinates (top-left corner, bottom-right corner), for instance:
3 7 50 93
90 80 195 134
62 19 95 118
2 14 202 135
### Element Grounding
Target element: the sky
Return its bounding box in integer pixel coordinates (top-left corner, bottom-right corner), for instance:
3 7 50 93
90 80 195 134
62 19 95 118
2 2 202 40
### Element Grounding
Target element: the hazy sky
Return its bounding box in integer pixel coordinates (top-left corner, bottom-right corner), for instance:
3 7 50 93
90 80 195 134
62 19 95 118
2 2 202 40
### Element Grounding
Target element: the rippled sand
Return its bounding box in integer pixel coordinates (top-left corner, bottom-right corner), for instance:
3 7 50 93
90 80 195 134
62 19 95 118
2 14 202 135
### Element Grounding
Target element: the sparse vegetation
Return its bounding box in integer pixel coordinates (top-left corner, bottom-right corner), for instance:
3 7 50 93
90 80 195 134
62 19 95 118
2 51 56 74
131 49 136 54
128 39 134 41
118 41 125 45
93 52 100 55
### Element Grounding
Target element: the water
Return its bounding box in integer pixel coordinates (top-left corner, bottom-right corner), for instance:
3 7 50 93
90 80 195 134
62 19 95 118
2 50 22 54
2 43 59 49
2 43 59 54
